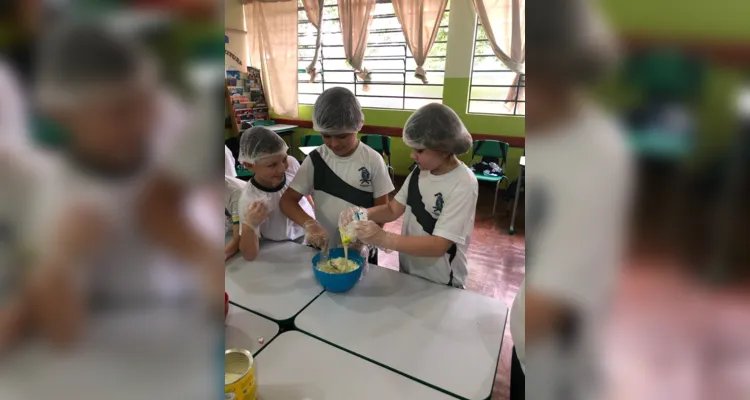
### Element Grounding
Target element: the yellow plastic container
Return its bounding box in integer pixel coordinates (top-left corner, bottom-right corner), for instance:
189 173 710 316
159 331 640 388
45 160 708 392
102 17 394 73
225 349 257 400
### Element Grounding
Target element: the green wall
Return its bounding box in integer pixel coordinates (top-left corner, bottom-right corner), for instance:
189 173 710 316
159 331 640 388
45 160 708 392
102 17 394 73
599 0 750 41
596 0 750 162
285 76 525 179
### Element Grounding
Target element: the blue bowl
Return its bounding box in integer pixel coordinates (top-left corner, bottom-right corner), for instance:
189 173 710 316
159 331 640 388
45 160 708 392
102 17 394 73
312 248 365 293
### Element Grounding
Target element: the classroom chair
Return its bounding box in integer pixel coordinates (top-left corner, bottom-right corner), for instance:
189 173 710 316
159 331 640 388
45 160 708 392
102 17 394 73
470 140 510 216
361 134 395 181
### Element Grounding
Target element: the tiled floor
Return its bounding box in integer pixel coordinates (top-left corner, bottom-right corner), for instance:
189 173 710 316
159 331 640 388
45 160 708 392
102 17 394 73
378 178 526 400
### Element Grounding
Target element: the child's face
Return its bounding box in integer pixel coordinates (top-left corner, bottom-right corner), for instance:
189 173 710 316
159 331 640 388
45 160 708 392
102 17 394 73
245 153 288 187
410 147 450 172
322 132 358 157
61 86 156 170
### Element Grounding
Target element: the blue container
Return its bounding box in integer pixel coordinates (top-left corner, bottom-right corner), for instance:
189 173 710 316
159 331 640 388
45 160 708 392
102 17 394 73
312 248 365 293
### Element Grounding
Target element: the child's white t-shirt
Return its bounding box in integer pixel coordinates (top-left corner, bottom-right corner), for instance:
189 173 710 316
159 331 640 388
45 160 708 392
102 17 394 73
509 104 633 399
289 142 395 248
224 146 237 178
224 176 246 229
393 164 478 288
238 156 312 241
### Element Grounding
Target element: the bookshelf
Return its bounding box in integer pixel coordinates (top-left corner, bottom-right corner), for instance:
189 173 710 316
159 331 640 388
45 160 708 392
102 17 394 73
225 66 269 137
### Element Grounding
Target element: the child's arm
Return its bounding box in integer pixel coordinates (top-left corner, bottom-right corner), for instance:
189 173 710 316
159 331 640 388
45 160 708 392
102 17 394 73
355 221 454 257
225 224 240 260
238 201 268 261
372 194 389 227
280 188 316 227
366 198 406 224
359 179 477 258
137 175 223 310
238 224 261 261
281 155 316 227
29 205 106 347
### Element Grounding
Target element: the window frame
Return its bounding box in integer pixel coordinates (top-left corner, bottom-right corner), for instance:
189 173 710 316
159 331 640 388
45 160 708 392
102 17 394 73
297 0 449 110
467 18 525 116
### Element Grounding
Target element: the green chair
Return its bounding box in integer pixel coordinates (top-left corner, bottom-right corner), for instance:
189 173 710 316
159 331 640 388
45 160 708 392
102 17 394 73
470 140 510 216
302 134 324 147
235 165 254 180
361 134 395 181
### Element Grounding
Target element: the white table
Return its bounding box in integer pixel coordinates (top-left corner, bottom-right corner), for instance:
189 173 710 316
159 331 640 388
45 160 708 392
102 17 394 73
225 241 323 323
0 308 218 400
255 331 457 400
299 146 317 156
509 155 525 235
296 266 508 400
267 124 298 133
226 305 279 355
268 124 298 156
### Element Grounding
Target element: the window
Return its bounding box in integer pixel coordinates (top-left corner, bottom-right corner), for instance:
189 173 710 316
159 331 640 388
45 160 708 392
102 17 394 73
468 20 524 116
298 0 449 110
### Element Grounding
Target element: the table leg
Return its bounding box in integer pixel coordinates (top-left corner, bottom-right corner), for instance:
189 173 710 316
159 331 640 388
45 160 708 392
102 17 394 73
509 166 523 234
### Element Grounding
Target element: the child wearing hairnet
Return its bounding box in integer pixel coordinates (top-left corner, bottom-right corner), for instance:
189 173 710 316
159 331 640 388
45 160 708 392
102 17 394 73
26 22 221 345
237 127 314 261
280 87 395 262
507 1 633 399
351 103 478 288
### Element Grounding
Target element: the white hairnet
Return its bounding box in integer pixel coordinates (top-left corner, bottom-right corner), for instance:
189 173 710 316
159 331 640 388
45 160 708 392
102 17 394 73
403 103 472 154
35 21 156 108
312 87 364 133
238 126 289 164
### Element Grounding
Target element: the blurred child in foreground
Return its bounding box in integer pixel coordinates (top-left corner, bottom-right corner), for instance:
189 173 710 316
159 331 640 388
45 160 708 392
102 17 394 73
510 0 633 399
28 22 222 346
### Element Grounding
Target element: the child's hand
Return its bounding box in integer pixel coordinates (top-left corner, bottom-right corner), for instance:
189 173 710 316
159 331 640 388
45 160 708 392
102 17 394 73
303 220 329 249
54 205 109 263
245 201 269 228
0 297 27 351
28 267 85 348
354 220 390 248
338 207 367 232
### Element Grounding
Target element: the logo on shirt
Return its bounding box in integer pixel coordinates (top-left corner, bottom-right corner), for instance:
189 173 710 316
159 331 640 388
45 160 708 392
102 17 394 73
433 193 444 217
358 167 372 187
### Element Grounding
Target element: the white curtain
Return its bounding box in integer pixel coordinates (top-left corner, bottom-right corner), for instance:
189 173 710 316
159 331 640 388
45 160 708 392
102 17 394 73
392 0 448 84
301 0 324 82
337 0 377 83
472 0 525 102
244 0 299 117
